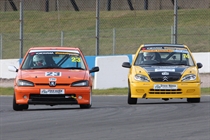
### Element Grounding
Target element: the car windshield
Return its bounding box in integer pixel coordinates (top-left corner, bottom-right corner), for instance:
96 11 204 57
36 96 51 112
134 46 195 66
21 50 86 70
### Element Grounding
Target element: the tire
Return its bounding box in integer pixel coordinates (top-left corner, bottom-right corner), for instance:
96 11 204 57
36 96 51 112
187 98 200 103
127 83 137 105
80 104 91 109
13 94 29 111
80 90 92 109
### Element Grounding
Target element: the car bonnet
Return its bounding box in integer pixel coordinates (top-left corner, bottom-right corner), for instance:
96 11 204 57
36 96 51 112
19 69 88 83
141 65 189 74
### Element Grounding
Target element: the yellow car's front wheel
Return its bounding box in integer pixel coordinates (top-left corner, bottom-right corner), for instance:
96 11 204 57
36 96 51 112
128 83 137 105
187 98 200 103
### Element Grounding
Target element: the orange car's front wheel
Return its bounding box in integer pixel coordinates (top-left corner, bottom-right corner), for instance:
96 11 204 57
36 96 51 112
13 94 29 111
79 90 92 109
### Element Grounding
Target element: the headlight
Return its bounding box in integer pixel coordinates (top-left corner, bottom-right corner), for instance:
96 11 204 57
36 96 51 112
181 74 196 81
17 80 34 87
134 74 150 82
71 80 89 87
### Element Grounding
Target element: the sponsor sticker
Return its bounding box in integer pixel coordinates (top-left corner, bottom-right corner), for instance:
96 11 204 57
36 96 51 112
40 89 65 94
155 69 175 72
154 84 177 89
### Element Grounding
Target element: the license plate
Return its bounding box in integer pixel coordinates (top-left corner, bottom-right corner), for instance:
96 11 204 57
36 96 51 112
40 89 65 94
154 84 177 89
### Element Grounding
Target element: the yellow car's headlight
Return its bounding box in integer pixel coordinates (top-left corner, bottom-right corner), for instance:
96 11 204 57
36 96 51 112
134 74 150 82
181 74 196 81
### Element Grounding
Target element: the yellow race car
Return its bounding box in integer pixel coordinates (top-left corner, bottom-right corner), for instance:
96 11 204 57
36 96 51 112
122 44 203 104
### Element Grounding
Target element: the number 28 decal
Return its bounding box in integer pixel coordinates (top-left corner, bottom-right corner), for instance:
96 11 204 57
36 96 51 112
71 56 81 62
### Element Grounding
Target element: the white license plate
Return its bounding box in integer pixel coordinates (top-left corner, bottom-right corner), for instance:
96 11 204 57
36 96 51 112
154 84 177 89
40 89 65 94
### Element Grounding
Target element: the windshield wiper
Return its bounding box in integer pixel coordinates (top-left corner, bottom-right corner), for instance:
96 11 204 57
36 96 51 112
174 63 189 66
153 62 189 66
30 66 59 69
61 67 85 70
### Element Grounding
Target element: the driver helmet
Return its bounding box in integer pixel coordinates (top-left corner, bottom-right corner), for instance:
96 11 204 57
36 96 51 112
143 52 155 61
33 54 46 66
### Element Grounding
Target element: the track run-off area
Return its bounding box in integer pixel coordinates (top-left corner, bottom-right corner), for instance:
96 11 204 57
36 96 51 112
0 95 210 140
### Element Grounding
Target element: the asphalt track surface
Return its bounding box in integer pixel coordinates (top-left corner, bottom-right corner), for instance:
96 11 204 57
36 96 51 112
0 96 210 140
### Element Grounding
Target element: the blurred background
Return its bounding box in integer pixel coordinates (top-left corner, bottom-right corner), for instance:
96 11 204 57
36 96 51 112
0 0 209 59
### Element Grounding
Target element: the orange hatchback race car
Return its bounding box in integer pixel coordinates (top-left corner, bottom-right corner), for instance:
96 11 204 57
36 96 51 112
8 47 99 111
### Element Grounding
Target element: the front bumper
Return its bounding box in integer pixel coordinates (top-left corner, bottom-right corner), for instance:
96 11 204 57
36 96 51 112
14 86 91 105
130 82 201 99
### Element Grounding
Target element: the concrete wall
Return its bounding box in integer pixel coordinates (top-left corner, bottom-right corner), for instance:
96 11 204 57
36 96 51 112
0 59 19 79
0 52 209 89
93 55 130 89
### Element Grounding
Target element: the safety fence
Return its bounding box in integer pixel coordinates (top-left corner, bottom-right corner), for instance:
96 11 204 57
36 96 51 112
0 0 209 59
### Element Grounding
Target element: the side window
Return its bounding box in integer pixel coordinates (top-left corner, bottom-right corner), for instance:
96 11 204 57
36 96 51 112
21 54 33 69
134 53 143 65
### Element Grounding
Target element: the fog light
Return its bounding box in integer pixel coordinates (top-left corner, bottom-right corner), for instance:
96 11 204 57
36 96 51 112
78 96 82 99
136 89 144 93
186 89 195 93
23 95 27 99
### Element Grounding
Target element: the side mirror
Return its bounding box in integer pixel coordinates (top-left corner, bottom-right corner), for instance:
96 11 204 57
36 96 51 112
90 66 99 73
122 62 131 68
197 63 203 69
8 65 18 72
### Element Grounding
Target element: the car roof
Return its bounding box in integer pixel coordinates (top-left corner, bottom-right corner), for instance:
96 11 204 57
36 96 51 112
143 44 186 48
28 46 81 51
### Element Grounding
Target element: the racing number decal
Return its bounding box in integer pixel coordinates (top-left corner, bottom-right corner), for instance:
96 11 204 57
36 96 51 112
71 56 81 62
183 54 190 58
45 72 61 76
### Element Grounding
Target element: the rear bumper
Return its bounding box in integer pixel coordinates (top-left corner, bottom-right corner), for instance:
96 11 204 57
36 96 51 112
130 82 201 99
14 86 91 105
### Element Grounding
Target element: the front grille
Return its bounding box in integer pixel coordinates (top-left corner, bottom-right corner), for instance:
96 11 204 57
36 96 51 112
149 72 181 82
149 89 182 94
28 94 77 105
151 76 180 82
35 83 70 86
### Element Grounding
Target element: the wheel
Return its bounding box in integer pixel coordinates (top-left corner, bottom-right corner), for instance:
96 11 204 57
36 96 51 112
127 83 137 104
80 90 92 109
187 98 200 103
13 94 29 111
22 104 29 110
80 104 91 109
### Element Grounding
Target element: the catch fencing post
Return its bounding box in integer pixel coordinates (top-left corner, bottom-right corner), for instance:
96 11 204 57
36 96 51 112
61 31 64 46
113 28 116 55
96 0 100 55
173 0 178 44
19 0 24 58
0 34 2 59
